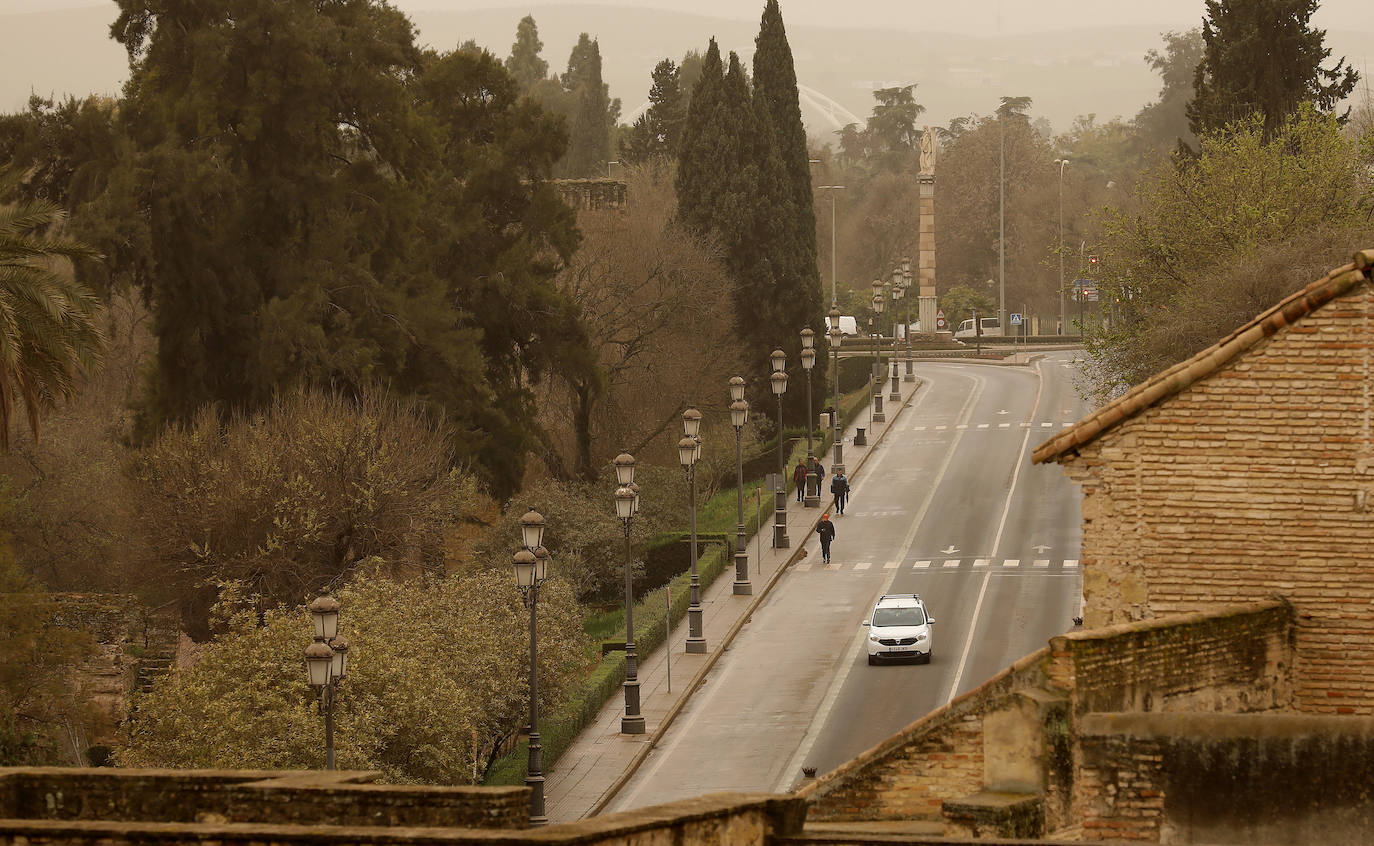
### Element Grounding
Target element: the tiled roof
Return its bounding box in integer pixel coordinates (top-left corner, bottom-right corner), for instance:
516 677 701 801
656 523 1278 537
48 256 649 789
1032 248 1374 465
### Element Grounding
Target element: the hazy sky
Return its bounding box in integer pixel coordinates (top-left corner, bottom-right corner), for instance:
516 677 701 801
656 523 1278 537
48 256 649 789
2 0 1370 35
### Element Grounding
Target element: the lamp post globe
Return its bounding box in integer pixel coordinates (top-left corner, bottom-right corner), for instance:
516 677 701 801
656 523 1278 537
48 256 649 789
870 291 886 423
800 328 820 508
304 595 349 772
680 414 706 653
769 360 789 549
729 375 746 403
888 271 902 402
519 508 546 552
512 535 551 825
827 305 845 475
612 452 645 735
729 380 752 595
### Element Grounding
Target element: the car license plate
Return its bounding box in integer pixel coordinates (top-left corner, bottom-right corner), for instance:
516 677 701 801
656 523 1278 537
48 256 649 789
888 646 912 652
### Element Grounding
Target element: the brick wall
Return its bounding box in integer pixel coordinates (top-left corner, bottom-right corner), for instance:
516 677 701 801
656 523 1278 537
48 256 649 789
1062 281 1374 714
0 787 805 846
1046 600 1294 715
1076 713 1374 844
0 769 527 830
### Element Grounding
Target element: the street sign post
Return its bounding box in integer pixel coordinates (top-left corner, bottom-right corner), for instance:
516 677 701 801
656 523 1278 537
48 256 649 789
935 308 946 331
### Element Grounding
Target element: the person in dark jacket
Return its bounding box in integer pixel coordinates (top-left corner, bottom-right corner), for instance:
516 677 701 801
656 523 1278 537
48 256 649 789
808 456 825 498
792 459 808 502
816 514 836 563
830 471 850 515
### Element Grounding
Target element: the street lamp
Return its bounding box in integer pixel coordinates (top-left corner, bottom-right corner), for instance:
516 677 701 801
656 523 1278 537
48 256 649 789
800 329 819 508
817 185 845 306
613 452 645 734
869 281 886 424
304 595 349 771
1056 158 1069 335
888 267 902 402
512 508 549 825
679 408 706 654
769 349 790 548
901 257 915 381
827 306 845 475
729 377 751 595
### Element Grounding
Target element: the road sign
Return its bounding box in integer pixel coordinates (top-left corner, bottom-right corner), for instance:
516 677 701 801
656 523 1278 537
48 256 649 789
1010 313 1023 326
935 308 947 330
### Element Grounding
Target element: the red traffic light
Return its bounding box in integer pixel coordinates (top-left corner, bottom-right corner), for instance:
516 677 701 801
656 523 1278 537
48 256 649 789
1089 254 1099 266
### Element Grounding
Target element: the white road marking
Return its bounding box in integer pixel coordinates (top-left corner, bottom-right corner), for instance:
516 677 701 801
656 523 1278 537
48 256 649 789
998 423 1010 428
1041 422 1053 428
914 560 931 569
942 559 960 568
883 561 899 569
854 561 872 570
1033 559 1050 568
825 560 842 571
945 571 991 702
973 558 990 568
796 562 812 571
977 423 989 429
1064 559 1079 569
1004 559 1020 568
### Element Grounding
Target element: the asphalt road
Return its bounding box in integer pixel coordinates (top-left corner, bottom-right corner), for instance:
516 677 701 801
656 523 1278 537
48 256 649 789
607 352 1090 811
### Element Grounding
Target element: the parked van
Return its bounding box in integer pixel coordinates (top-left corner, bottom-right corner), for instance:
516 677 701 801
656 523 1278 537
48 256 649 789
954 317 1002 339
823 315 859 336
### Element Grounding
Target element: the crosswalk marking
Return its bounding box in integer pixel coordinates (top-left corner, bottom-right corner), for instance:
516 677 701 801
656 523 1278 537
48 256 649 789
883 560 899 569
998 423 1010 428
1041 422 1053 428
854 561 871 570
825 560 842 571
942 559 960 568
935 425 947 431
897 420 1079 432
795 558 1082 573
795 562 812 571
1004 559 1020 568
914 560 931 569
955 424 967 430
1033 559 1050 568
977 423 989 429
973 558 990 568
1064 559 1079 568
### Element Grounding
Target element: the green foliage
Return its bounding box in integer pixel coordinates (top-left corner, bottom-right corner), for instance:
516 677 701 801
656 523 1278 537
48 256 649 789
504 15 548 90
558 34 621 178
129 387 474 639
619 59 686 166
119 566 589 784
0 547 93 765
1188 0 1360 139
0 166 107 450
1136 29 1204 153
1088 106 1372 399
867 85 926 161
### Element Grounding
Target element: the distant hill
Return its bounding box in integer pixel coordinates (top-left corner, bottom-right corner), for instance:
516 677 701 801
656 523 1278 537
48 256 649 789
3 3 1369 140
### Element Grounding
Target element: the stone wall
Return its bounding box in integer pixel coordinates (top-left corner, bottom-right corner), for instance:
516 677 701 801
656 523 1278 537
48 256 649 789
801 601 1294 835
1059 278 1374 714
1077 713 1374 843
0 780 805 846
553 179 627 212
0 769 526 830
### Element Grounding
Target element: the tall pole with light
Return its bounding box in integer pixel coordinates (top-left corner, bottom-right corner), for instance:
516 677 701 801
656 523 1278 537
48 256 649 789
998 108 1007 331
826 308 847 468
800 329 819 508
870 280 886 423
513 509 550 825
613 453 646 734
818 185 845 305
770 349 790 548
888 267 902 402
1055 158 1069 335
728 377 751 595
901 257 915 381
304 596 350 772
678 408 706 653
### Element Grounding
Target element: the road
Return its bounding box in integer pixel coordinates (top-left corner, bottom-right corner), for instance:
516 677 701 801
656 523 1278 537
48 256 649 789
606 352 1090 810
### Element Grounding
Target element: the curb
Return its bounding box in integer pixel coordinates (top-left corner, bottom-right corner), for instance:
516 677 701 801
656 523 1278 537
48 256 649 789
583 379 924 817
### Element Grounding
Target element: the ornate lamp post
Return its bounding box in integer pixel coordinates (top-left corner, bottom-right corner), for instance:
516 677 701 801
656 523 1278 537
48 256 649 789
902 257 915 381
304 596 350 771
613 453 646 734
678 407 706 653
827 306 845 475
888 268 903 402
870 281 886 423
769 349 790 548
800 329 820 508
513 509 550 825
728 377 752 595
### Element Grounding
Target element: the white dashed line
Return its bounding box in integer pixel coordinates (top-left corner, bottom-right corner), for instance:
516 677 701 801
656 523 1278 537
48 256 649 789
1004 559 1020 568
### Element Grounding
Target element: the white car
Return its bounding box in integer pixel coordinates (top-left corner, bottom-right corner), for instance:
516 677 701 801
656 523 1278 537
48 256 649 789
863 594 935 665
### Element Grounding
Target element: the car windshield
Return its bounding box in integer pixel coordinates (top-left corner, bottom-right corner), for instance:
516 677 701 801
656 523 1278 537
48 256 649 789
872 606 925 627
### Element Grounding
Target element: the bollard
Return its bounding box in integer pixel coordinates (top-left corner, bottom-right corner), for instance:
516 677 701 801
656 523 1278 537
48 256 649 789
854 427 867 446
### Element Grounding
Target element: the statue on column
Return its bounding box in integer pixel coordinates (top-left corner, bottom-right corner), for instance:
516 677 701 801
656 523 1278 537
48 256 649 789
919 125 937 175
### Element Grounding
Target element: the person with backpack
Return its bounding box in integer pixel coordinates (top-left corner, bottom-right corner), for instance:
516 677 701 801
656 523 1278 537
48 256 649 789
808 456 825 499
792 459 808 503
830 471 851 515
816 513 836 564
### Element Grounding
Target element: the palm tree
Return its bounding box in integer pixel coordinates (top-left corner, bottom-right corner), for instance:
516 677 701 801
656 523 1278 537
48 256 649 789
0 167 106 449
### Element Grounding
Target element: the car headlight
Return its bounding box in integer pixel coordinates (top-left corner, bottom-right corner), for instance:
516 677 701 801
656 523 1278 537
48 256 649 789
916 634 927 641
869 636 881 642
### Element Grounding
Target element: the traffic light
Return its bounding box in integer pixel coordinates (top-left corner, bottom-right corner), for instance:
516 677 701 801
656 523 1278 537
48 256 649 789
1088 254 1099 269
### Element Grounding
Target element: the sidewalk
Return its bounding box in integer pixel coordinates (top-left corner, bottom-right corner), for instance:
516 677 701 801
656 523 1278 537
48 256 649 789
543 374 921 823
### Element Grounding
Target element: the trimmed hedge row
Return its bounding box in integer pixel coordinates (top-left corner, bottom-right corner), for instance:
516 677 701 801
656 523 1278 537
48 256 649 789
484 380 881 786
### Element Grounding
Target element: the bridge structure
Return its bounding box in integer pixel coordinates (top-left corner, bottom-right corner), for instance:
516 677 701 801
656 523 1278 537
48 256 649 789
622 82 865 133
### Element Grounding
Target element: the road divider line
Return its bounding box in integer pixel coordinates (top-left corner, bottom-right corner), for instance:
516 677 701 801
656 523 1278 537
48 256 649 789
946 571 991 704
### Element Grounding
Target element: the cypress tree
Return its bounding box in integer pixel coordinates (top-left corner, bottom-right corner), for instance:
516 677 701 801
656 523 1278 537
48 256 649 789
1187 0 1359 139
675 39 725 236
560 34 620 177
504 15 548 91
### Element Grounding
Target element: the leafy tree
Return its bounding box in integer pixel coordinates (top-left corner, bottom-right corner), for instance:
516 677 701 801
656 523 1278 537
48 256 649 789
0 95 122 210
867 85 925 155
504 15 548 91
0 167 106 450
1135 29 1204 153
0 550 93 765
618 59 686 166
558 34 620 177
1089 106 1371 398
129 388 477 639
118 567 589 784
1187 0 1359 139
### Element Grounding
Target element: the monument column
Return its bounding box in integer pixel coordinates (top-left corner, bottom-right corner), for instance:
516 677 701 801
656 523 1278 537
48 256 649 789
917 127 938 337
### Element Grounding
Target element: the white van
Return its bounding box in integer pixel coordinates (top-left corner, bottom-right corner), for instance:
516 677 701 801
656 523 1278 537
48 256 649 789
823 315 859 336
954 317 1002 339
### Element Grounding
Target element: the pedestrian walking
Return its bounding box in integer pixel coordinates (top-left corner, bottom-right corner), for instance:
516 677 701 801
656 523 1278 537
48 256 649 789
830 471 850 515
809 456 825 499
816 513 836 564
792 459 808 503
